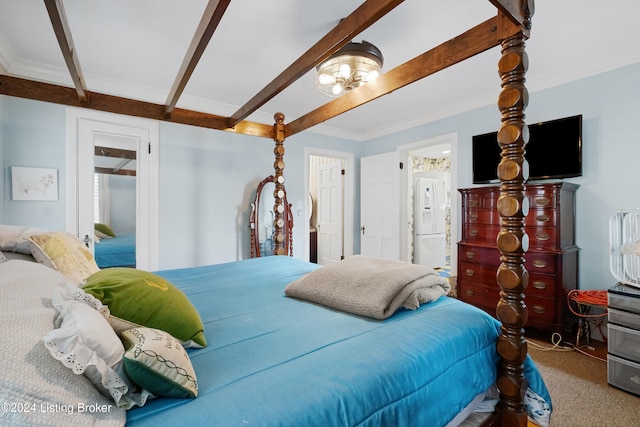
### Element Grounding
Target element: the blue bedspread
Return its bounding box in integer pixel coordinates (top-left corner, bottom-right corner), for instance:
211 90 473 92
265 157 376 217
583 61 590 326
95 233 136 268
126 256 551 427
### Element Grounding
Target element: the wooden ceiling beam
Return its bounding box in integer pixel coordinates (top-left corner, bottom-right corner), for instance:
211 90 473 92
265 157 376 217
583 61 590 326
44 0 89 103
227 0 405 128
0 75 274 139
286 15 521 137
164 0 231 117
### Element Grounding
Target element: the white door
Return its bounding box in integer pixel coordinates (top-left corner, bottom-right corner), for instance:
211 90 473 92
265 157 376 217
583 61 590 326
66 109 159 271
360 152 400 259
317 160 343 265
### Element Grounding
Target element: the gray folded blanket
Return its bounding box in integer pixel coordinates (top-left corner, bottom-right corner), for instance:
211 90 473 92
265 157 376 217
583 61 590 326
284 255 451 320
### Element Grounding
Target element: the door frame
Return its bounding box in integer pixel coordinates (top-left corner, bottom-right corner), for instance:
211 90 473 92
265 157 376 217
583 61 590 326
396 132 458 275
304 147 355 263
65 108 160 270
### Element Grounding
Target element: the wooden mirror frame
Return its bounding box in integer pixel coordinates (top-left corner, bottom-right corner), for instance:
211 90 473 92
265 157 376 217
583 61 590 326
249 175 293 257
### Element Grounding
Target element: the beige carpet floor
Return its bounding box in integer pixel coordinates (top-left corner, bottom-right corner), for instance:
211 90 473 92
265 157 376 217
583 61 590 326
528 338 640 427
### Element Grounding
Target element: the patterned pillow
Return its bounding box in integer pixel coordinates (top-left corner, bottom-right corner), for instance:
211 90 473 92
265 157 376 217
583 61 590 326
28 232 100 283
121 327 198 398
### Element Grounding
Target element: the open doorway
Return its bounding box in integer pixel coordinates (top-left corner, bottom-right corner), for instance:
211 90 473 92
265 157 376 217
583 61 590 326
305 148 355 265
397 133 457 277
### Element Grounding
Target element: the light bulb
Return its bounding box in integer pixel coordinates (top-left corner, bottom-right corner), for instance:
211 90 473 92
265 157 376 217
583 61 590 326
339 63 351 79
332 84 343 95
318 73 335 85
367 70 379 81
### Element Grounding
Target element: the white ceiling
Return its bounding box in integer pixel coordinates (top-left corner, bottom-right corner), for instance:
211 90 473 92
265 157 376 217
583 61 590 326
1 0 639 141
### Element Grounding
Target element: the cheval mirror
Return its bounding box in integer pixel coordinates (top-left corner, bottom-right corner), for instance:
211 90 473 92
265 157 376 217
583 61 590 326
249 175 293 257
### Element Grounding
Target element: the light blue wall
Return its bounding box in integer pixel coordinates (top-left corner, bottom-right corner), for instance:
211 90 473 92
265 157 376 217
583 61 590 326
157 121 360 269
1 60 639 289
1 97 66 229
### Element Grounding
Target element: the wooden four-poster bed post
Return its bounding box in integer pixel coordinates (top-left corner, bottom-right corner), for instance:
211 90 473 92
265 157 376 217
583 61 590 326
493 31 531 427
272 112 288 256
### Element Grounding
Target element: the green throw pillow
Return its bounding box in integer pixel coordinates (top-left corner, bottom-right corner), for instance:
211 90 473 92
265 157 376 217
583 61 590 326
94 223 116 237
83 268 207 348
121 327 198 399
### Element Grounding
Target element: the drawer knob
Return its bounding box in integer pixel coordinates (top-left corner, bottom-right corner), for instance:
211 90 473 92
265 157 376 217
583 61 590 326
532 281 547 290
536 232 551 241
469 213 478 221
536 214 550 222
465 251 475 259
465 269 475 276
532 259 547 268
469 229 478 237
466 290 475 296
532 305 546 314
469 200 478 207
535 197 550 207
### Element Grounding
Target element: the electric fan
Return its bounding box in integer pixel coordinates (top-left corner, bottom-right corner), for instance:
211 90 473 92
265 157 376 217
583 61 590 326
610 210 640 288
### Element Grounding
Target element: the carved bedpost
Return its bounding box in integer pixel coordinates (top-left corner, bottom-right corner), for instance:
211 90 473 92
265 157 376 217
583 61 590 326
272 112 287 255
495 6 533 427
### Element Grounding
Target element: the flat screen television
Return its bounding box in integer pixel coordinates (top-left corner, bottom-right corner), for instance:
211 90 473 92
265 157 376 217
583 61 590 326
472 114 582 184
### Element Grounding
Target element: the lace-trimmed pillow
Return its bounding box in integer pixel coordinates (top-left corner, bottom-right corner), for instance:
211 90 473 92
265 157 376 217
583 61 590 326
43 294 151 409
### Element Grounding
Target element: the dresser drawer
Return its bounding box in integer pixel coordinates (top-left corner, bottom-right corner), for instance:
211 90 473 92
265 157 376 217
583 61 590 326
527 274 558 298
463 190 499 209
458 244 500 266
608 354 640 396
525 209 557 227
458 281 499 314
459 251 559 286
608 308 640 330
458 262 498 287
609 324 640 362
462 224 501 244
526 189 558 208
525 252 558 275
465 208 500 225
466 208 557 227
526 226 560 250
609 290 640 315
526 295 557 324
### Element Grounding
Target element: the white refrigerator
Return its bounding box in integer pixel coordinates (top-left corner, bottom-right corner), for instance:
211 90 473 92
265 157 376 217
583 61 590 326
413 177 447 268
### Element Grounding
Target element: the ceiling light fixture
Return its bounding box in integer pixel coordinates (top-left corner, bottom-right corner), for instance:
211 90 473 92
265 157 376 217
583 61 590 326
315 40 383 97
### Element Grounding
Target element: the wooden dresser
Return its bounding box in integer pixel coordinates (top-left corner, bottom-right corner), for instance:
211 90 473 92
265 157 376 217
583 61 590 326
457 182 579 332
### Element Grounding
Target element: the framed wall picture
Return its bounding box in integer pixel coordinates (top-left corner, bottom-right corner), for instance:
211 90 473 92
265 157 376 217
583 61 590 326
11 167 59 201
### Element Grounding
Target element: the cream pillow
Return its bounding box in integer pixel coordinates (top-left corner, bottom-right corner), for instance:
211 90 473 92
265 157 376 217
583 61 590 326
28 232 100 283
